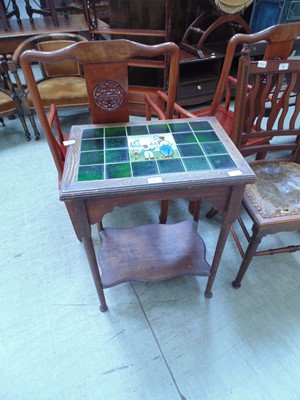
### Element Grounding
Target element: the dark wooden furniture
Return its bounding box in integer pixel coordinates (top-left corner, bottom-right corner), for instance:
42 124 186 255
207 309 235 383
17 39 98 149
250 0 300 33
0 0 21 31
0 56 34 139
228 54 300 288
9 32 89 140
180 12 251 59
10 32 88 141
58 117 255 311
24 0 85 27
177 9 251 106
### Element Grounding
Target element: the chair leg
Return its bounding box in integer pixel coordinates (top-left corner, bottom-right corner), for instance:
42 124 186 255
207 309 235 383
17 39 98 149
159 200 168 224
18 113 31 141
27 112 40 140
232 227 265 289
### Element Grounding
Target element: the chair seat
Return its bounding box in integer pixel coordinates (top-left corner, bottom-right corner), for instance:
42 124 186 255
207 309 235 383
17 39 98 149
245 161 300 218
0 91 15 113
27 76 88 108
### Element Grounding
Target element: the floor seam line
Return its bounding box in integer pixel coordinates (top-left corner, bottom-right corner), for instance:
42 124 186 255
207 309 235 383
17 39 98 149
131 282 187 400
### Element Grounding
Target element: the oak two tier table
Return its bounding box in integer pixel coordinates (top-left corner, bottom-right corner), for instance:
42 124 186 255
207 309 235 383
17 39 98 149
59 117 256 312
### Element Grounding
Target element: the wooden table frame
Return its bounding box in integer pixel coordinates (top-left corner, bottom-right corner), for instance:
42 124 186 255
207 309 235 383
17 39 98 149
60 117 256 312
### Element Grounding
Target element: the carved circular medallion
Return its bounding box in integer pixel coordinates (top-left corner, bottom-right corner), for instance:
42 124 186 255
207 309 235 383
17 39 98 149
93 80 125 111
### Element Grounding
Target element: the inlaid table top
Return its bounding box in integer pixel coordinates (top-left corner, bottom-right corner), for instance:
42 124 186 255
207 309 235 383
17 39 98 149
60 117 255 200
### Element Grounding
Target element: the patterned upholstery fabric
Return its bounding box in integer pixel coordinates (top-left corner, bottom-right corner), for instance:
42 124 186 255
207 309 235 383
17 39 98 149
245 161 300 218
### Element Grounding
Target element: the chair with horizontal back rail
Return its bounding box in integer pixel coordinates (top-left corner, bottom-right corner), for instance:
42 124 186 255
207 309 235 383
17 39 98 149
10 32 89 140
19 39 180 236
226 47 300 289
0 56 34 140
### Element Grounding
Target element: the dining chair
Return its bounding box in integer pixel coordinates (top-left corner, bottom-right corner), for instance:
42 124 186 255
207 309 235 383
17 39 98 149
10 32 89 140
0 56 33 140
19 39 180 235
227 49 300 289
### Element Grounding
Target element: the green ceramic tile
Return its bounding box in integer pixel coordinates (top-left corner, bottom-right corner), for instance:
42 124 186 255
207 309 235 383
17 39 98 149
195 131 220 143
106 163 131 179
105 126 126 137
183 157 212 172
202 142 227 155
81 138 103 151
168 122 191 133
177 144 204 157
105 137 127 149
77 121 237 183
80 151 104 166
148 123 170 134
82 128 103 139
78 165 104 181
105 149 129 163
132 161 158 177
208 155 237 169
172 132 197 144
189 121 213 131
157 159 185 174
127 125 149 135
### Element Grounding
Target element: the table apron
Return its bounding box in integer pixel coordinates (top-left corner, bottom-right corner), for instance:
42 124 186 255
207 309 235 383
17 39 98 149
82 184 239 225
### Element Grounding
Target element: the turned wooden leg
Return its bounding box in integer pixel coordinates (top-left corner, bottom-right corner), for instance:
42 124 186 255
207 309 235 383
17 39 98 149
232 227 265 289
24 0 34 22
83 236 108 312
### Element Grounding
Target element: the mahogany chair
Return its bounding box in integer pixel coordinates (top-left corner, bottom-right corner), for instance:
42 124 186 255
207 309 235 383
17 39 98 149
19 39 180 235
11 32 89 140
12 32 89 108
228 50 300 289
0 57 33 140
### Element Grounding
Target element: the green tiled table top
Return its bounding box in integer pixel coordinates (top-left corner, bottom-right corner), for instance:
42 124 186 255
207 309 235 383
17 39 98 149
77 120 237 182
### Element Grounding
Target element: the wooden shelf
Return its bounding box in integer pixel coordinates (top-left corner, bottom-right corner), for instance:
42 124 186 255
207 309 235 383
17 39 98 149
98 220 210 288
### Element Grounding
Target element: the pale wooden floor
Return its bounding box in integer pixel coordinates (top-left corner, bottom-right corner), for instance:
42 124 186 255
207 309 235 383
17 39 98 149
0 109 299 400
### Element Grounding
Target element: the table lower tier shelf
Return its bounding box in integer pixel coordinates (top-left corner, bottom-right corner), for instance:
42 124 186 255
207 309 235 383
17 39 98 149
98 219 210 288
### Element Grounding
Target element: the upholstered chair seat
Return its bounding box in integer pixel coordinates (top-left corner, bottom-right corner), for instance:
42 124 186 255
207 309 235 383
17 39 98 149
27 76 88 108
0 91 15 114
245 161 300 218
